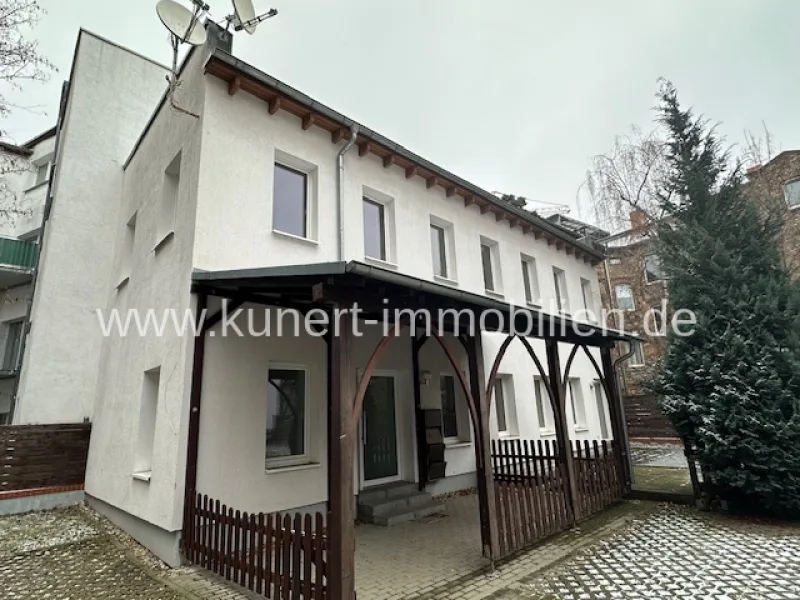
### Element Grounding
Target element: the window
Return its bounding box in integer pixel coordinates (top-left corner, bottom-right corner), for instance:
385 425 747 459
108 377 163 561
118 212 136 287
649 306 665 336
430 224 448 278
629 337 645 367
592 382 610 439
2 321 23 371
521 255 540 305
534 376 554 432
156 152 180 248
134 366 160 477
609 257 621 265
493 376 517 435
440 374 458 439
580 278 593 312
615 284 634 311
644 255 664 283
266 367 308 467
553 267 569 313
785 179 800 209
362 198 386 260
34 162 49 186
567 378 586 429
481 238 501 293
273 163 308 238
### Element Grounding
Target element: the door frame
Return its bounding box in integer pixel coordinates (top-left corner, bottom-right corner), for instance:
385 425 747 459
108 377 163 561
357 369 403 489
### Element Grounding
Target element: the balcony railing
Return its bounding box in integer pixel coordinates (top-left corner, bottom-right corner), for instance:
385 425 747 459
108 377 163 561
0 236 36 270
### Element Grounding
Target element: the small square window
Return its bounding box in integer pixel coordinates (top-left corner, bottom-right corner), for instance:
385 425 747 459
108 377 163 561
266 367 308 467
363 198 386 261
273 163 308 238
644 255 664 283
35 162 49 186
785 179 800 209
615 284 635 311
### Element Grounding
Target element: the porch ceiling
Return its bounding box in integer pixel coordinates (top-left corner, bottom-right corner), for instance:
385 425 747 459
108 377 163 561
192 261 636 346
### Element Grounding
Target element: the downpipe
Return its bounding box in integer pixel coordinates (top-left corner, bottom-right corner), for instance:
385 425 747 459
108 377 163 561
336 124 360 261
613 341 637 485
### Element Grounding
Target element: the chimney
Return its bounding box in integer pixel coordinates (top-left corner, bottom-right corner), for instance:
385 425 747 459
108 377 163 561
204 19 233 55
629 208 647 230
746 164 762 177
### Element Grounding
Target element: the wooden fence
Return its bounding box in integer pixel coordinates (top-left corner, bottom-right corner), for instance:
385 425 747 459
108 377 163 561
0 423 91 493
184 492 328 599
490 438 624 558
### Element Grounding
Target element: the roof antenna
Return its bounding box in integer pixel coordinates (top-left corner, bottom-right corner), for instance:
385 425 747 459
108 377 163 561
156 0 209 118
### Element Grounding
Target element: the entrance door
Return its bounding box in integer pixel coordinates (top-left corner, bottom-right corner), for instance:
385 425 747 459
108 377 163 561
361 374 400 486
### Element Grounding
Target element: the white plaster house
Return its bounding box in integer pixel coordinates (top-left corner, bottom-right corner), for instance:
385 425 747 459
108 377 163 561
0 128 56 423
11 26 629 567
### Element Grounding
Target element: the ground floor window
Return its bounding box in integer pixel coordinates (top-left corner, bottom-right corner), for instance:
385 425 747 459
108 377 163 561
493 375 518 436
266 366 307 468
568 378 587 430
534 376 555 433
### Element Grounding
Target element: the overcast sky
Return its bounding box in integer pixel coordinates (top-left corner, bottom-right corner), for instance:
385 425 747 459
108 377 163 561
5 1 800 224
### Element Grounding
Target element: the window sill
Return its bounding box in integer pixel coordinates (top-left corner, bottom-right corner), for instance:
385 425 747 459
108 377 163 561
153 230 175 253
445 441 472 449
526 301 542 309
116 276 130 291
265 461 320 474
498 432 520 439
434 274 459 287
539 429 557 437
485 289 504 299
132 471 152 483
574 426 589 433
24 181 48 194
272 229 319 246
628 364 645 369
364 256 398 270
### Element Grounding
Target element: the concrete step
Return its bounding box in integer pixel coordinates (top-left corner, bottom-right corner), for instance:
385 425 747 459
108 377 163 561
358 481 419 505
357 490 432 519
370 501 446 526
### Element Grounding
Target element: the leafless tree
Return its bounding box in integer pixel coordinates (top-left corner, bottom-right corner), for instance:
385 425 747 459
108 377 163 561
580 125 672 233
0 1 54 227
741 121 777 169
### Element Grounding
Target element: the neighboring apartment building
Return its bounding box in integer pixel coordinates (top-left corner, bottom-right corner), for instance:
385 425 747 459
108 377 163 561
6 27 632 568
0 128 56 423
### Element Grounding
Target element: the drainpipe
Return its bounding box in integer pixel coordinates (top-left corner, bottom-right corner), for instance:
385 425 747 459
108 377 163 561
336 124 360 261
9 81 70 424
613 341 637 484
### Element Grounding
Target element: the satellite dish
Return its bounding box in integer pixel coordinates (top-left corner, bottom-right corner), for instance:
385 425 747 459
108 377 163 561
232 0 257 34
157 0 207 45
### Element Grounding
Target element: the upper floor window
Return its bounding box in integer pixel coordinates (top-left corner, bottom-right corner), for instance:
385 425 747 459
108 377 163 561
431 224 448 278
480 237 501 294
615 284 635 311
644 255 664 283
273 163 308 238
2 320 23 372
34 162 49 186
553 267 569 313
117 212 136 288
156 152 180 250
629 336 645 366
785 179 800 209
580 278 593 312
362 198 386 261
521 255 540 305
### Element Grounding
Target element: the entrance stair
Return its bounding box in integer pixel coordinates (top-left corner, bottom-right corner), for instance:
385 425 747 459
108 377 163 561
357 482 445 526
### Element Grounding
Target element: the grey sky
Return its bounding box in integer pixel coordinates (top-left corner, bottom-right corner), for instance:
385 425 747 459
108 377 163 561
6 0 800 225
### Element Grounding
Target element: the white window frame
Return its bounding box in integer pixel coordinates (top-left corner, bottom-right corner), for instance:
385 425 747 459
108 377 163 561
440 372 469 444
580 277 594 319
533 376 554 433
553 267 569 314
429 215 457 283
592 380 610 439
272 150 318 243
643 254 664 284
362 187 396 266
615 283 635 311
567 378 587 430
784 178 800 210
520 254 541 306
266 363 312 470
493 375 518 436
480 236 503 296
628 336 645 367
156 151 181 251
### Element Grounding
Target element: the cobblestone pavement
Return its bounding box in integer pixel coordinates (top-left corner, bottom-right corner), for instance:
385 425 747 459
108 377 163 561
503 504 800 600
630 441 687 468
0 507 186 599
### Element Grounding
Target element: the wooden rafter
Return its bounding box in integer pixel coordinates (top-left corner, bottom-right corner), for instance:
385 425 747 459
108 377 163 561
426 176 437 189
228 76 241 96
268 96 281 115
405 165 418 179
302 113 315 130
464 195 476 207
383 154 396 168
358 141 371 157
446 186 457 198
331 128 347 144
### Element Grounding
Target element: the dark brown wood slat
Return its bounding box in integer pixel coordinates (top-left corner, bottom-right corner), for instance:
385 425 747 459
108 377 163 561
225 506 234 581
256 512 265 594
314 513 324 600
282 514 292 599
233 510 241 585
302 514 313 599
266 513 275 595
274 513 283 599
292 513 302 600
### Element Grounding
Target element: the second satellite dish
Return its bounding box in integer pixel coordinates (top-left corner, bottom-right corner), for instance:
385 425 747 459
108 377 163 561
157 0 208 45
232 0 257 34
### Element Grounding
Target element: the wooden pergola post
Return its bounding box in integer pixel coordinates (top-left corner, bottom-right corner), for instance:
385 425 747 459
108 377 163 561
601 346 631 489
328 308 356 600
545 338 581 523
466 334 500 560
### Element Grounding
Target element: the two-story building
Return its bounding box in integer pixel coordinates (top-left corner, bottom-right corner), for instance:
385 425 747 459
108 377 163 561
9 26 635 588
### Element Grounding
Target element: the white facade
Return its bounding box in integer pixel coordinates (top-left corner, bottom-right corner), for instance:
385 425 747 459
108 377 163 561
13 28 618 566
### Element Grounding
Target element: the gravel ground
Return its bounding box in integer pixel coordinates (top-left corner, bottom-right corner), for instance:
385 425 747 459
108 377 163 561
0 506 186 600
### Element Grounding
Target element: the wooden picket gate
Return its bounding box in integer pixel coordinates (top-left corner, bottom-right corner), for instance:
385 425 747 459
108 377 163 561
184 492 328 599
491 439 624 558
